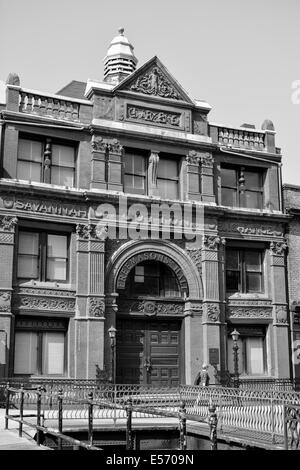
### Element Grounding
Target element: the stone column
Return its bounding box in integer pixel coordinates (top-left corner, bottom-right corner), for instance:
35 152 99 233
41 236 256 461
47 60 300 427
0 215 17 377
269 240 290 378
200 152 215 204
74 223 106 379
201 234 225 384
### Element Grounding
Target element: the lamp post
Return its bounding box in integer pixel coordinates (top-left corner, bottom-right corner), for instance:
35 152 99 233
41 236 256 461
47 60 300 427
231 329 240 388
108 326 117 384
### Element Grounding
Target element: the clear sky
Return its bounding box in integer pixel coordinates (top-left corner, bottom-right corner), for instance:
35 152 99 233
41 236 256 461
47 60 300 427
1 0 299 185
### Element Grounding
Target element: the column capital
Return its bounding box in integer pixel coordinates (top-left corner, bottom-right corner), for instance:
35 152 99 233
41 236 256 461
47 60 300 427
0 215 18 232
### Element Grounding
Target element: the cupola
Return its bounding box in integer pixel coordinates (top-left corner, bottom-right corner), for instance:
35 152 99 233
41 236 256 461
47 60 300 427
103 28 138 85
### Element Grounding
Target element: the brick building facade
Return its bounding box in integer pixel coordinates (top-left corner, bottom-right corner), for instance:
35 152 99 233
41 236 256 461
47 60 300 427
0 29 292 385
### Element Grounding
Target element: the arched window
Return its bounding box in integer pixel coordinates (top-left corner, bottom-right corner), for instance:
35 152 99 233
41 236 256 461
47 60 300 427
126 261 182 298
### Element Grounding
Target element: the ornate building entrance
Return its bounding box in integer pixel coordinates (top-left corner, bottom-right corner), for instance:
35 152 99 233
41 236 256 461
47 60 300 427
116 259 185 386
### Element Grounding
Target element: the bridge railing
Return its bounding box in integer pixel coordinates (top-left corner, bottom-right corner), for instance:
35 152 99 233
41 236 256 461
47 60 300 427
4 384 218 450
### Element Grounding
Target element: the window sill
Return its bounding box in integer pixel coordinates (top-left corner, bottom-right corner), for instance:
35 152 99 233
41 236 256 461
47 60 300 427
15 280 73 290
226 293 270 300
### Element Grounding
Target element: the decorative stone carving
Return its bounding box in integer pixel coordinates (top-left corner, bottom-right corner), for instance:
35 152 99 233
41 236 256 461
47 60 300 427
124 300 184 316
13 295 75 312
187 249 202 271
0 292 11 312
149 151 159 186
204 303 220 322
186 150 201 165
107 139 123 154
15 288 75 297
189 303 203 315
15 318 66 330
6 72 20 86
226 306 272 319
219 221 283 238
203 235 225 250
274 305 288 324
270 241 288 256
91 137 108 152
0 215 17 232
76 224 106 241
126 105 181 128
129 66 181 100
88 298 105 317
201 153 214 167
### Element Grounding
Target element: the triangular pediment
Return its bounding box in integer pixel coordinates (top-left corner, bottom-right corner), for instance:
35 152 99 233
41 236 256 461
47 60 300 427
114 56 193 104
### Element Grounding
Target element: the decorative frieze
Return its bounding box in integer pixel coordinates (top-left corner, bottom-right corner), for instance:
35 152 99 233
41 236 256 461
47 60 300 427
15 317 66 330
88 297 105 317
226 306 272 319
13 293 75 312
121 300 184 316
126 104 181 128
129 66 181 100
219 221 283 238
0 292 11 312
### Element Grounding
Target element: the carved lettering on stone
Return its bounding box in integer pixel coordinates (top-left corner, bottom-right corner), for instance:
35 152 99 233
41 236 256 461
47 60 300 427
129 66 181 100
13 295 75 312
219 221 283 238
126 105 181 128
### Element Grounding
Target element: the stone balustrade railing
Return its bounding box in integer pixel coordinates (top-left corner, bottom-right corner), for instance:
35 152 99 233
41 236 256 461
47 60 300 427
210 124 266 150
18 88 92 122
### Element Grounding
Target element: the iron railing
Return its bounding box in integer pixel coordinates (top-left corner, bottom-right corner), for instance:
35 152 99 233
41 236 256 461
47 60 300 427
4 384 218 450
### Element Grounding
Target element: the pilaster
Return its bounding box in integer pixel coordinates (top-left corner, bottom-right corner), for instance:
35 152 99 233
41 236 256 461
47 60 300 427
200 152 215 203
269 240 290 378
185 151 201 201
0 215 17 377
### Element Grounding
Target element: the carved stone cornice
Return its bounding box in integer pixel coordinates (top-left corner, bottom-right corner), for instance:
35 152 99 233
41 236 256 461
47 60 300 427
270 240 288 256
0 215 17 232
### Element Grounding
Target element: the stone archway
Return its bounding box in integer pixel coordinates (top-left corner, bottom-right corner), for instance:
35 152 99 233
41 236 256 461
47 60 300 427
104 240 203 385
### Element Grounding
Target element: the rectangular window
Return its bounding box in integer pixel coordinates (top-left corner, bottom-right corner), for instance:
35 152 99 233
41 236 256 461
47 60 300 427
124 151 146 195
14 330 65 376
221 166 263 209
227 327 267 376
17 230 69 283
17 137 75 187
157 157 179 199
226 248 263 293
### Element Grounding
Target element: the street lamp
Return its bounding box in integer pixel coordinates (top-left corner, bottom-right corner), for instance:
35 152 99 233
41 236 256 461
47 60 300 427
108 326 117 384
231 329 240 388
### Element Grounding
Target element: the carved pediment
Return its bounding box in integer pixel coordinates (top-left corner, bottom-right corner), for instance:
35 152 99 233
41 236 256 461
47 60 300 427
115 56 193 103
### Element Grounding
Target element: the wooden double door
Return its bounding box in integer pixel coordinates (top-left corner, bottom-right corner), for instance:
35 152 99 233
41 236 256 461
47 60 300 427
116 318 182 386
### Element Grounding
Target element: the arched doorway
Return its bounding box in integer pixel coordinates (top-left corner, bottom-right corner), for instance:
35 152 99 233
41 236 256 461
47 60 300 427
116 259 186 386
